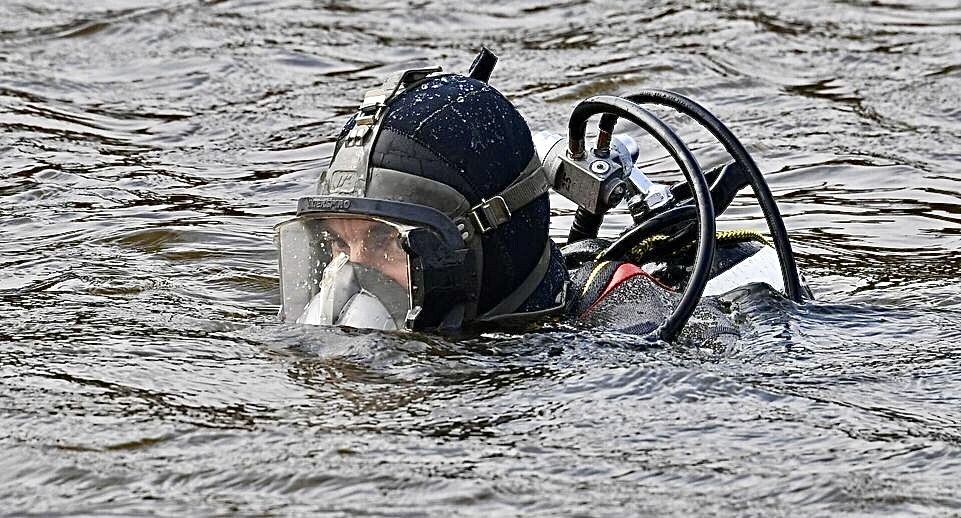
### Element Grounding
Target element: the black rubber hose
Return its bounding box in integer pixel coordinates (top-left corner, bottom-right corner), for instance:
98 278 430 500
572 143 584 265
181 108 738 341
600 90 804 303
567 209 604 244
599 205 697 261
567 95 716 343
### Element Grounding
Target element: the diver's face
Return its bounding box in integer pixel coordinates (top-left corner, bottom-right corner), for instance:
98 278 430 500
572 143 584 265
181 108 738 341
322 218 409 289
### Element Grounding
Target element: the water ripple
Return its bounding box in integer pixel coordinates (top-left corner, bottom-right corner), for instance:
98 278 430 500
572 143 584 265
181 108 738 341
2 0 961 515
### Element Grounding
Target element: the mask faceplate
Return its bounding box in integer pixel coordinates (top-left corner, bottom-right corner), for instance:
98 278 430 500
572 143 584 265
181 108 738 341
276 216 412 330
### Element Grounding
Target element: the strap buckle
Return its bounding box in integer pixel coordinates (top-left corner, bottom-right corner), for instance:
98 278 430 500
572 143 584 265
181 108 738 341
345 66 442 146
355 94 386 126
469 195 511 234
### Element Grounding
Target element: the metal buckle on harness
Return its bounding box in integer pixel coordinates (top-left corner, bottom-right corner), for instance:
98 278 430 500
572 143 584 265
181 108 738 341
345 66 442 147
345 93 386 146
356 94 387 126
469 195 511 234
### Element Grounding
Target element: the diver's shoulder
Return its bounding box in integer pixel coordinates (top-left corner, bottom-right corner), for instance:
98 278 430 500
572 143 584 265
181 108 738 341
561 233 808 312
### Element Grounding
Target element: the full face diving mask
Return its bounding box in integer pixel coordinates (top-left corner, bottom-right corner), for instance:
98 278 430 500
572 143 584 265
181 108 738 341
276 205 479 331
275 64 558 332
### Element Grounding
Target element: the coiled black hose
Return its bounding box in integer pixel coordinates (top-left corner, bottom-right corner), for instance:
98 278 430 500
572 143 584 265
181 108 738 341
599 205 697 261
597 89 804 303
567 95 716 343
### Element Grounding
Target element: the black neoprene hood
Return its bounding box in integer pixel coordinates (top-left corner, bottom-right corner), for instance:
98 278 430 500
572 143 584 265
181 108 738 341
316 71 560 319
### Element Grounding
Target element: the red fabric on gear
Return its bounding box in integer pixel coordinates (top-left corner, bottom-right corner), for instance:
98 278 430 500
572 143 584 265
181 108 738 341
580 263 673 318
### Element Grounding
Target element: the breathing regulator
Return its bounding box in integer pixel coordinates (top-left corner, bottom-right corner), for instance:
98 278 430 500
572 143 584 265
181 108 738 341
526 70 804 341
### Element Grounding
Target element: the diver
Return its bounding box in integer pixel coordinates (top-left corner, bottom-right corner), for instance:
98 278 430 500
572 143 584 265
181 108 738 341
275 49 809 342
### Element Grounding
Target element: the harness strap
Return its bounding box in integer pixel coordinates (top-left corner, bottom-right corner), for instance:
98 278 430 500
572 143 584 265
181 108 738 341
324 66 442 197
467 155 550 234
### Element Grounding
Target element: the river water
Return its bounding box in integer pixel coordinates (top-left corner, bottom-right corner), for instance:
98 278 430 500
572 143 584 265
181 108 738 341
2 0 960 515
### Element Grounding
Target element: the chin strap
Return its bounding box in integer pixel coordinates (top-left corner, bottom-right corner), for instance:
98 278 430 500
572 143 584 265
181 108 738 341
475 240 567 323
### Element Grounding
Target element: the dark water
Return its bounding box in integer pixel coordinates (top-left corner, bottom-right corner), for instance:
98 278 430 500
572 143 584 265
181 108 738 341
2 0 961 515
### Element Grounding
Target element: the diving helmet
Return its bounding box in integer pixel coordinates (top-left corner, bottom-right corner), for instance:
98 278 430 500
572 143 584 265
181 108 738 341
276 55 568 331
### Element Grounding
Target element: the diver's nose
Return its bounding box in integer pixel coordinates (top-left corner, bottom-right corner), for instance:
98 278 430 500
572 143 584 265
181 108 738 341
348 247 364 264
348 245 376 267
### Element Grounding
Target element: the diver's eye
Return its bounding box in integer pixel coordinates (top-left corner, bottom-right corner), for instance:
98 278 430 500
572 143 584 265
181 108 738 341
325 230 349 255
366 224 397 251
333 236 349 254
